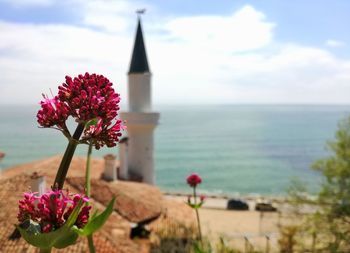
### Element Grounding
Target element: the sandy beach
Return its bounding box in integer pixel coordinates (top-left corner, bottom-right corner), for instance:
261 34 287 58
164 194 288 251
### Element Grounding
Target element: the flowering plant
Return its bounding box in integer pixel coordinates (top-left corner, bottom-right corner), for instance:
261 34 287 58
37 73 124 189
18 190 90 233
17 73 123 253
17 191 88 252
187 173 202 188
186 173 205 243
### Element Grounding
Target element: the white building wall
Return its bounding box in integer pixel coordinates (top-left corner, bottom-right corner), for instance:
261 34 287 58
30 173 46 195
128 73 151 112
119 142 128 180
103 154 117 181
127 126 155 184
121 112 159 185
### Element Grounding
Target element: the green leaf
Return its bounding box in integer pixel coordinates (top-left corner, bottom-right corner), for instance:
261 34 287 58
73 197 115 236
17 200 83 249
65 199 84 227
85 118 98 128
17 224 78 249
193 240 213 253
90 210 99 220
186 202 202 209
193 241 207 253
53 227 79 249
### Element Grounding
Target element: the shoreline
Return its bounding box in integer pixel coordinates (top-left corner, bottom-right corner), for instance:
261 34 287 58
163 191 289 205
163 191 317 214
163 192 290 211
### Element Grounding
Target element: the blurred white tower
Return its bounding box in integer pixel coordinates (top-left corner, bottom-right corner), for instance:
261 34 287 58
121 15 159 185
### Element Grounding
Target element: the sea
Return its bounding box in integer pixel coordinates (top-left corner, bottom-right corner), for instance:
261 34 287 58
1 104 350 197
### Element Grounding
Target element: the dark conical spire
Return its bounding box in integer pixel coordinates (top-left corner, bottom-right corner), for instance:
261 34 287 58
129 17 150 74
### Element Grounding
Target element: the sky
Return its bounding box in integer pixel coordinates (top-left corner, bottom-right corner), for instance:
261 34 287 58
0 0 350 105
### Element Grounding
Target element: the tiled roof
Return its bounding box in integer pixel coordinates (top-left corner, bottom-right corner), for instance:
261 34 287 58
0 156 195 253
0 173 125 253
0 157 143 253
67 177 163 224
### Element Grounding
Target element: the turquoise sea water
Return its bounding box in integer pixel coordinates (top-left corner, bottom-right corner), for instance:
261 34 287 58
1 105 350 196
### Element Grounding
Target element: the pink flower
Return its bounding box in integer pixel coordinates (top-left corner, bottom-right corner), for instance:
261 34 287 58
37 95 69 129
18 190 90 233
200 195 206 202
82 118 125 150
63 194 91 228
58 73 120 123
186 173 202 187
37 73 125 149
18 192 39 222
42 223 53 233
75 206 91 228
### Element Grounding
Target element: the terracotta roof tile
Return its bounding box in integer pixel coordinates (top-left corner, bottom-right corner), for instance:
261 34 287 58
0 157 139 253
67 177 163 224
0 156 194 253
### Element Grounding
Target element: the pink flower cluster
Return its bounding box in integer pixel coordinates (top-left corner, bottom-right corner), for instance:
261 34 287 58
57 73 120 123
186 173 202 187
18 190 91 233
37 73 124 149
37 96 69 130
82 117 125 150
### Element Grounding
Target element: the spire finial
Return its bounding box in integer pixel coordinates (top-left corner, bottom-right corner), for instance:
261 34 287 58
129 9 150 74
136 8 146 18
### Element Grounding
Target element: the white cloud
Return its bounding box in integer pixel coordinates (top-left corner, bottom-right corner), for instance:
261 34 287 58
325 39 345 48
150 40 350 104
0 3 350 105
0 0 54 7
163 5 275 53
219 45 350 104
78 0 134 33
0 21 132 104
68 0 155 33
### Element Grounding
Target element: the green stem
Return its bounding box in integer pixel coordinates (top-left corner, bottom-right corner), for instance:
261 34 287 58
40 248 52 253
85 143 93 198
87 234 96 253
53 123 85 190
193 186 202 242
85 142 96 253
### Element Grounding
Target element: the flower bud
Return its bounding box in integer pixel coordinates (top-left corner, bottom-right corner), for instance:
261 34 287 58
186 173 202 187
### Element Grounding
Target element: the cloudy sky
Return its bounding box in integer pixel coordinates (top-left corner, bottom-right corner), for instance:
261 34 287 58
0 0 349 105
